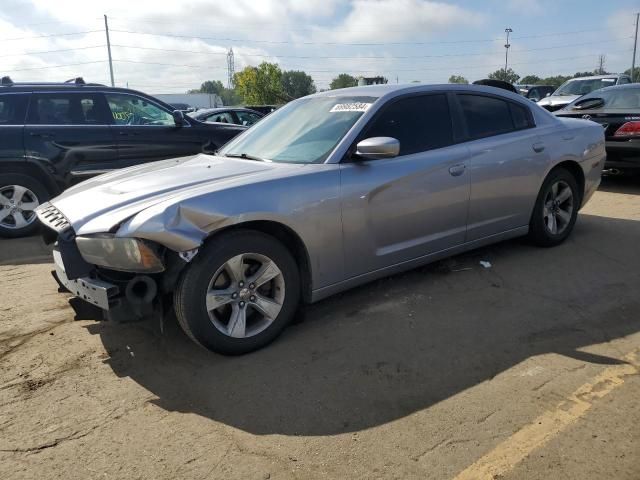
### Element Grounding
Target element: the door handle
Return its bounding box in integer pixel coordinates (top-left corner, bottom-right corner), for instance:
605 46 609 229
448 164 466 176
118 131 139 136
532 142 545 153
29 132 54 139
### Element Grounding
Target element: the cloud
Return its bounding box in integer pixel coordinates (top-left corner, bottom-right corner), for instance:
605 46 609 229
309 0 485 43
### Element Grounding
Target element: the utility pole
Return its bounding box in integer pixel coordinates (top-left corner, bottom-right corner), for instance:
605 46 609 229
596 54 606 75
226 48 235 89
632 13 639 82
504 27 512 74
104 15 115 87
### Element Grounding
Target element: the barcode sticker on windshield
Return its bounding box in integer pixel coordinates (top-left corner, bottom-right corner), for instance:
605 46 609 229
330 103 372 113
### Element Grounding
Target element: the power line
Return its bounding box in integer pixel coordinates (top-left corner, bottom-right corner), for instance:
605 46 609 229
4 60 107 72
108 38 630 61
0 45 105 58
0 30 103 41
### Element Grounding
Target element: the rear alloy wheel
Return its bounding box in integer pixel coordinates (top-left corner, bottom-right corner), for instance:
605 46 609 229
174 230 300 355
528 168 579 247
0 175 49 238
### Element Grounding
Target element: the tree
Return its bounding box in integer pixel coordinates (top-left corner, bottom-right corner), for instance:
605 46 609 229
281 70 316 99
330 73 358 90
188 80 241 106
487 68 520 84
520 75 541 84
234 62 286 104
624 67 640 81
448 75 469 84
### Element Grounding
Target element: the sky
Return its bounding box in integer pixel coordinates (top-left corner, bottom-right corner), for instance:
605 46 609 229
0 0 638 94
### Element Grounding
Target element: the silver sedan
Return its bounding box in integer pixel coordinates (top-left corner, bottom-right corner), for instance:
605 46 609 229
37 84 605 354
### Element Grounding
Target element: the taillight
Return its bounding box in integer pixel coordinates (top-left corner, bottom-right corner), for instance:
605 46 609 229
613 121 640 137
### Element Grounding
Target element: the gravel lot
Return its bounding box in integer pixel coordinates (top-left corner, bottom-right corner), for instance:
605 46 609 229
1 176 639 480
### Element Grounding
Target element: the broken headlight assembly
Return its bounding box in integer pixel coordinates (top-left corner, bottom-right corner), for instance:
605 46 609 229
75 235 164 273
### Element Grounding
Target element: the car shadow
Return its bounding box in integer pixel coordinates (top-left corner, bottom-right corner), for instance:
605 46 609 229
599 173 640 195
80 213 639 436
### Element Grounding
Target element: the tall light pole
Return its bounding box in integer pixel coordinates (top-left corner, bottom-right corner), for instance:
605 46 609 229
632 13 639 82
104 15 115 87
504 27 513 74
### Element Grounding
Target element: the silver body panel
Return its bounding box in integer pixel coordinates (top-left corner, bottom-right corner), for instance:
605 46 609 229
39 84 606 303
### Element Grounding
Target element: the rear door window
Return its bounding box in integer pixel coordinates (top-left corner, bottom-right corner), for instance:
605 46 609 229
205 111 236 124
457 94 532 140
27 93 110 125
363 94 454 156
0 94 28 125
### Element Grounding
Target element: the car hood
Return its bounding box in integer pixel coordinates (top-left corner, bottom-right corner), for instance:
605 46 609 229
537 94 580 107
44 154 303 236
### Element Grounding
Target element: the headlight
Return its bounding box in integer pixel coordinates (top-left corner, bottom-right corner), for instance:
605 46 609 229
75 235 164 273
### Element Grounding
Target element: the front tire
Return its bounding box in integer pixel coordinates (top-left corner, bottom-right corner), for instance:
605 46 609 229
0 174 50 238
528 168 580 247
174 230 301 355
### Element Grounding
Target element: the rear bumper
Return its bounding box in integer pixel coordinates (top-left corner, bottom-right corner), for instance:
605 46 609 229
605 141 640 170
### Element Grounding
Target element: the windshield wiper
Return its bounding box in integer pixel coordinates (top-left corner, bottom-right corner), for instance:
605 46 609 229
223 152 267 162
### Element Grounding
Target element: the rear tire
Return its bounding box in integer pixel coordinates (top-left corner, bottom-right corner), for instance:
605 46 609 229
528 168 579 247
0 174 49 238
174 229 301 355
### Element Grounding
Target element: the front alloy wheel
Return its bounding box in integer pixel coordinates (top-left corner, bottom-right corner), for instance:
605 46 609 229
0 185 40 231
206 253 285 339
174 230 301 355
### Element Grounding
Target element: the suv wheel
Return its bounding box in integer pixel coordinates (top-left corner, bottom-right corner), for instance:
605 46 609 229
174 230 301 355
0 174 49 238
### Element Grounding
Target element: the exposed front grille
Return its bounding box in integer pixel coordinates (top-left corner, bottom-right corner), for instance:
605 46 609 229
36 203 71 232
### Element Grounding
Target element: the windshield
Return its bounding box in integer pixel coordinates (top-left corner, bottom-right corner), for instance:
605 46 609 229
554 78 617 96
219 95 377 163
566 86 640 110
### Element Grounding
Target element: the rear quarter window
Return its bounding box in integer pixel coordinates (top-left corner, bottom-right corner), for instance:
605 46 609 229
0 94 28 125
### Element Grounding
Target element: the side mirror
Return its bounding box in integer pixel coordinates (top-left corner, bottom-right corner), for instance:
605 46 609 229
172 110 186 126
545 92 552 97
355 137 400 160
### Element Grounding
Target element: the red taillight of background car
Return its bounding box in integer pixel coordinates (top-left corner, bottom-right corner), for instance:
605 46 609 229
613 121 640 137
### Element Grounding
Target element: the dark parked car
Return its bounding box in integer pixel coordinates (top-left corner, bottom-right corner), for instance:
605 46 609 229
555 84 640 174
189 107 264 126
0 77 246 237
521 85 555 102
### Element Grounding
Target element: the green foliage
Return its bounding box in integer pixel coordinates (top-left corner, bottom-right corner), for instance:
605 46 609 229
448 75 469 84
487 68 520 84
234 62 287 104
188 80 241 106
281 70 316 99
519 75 541 85
330 73 358 90
624 67 640 81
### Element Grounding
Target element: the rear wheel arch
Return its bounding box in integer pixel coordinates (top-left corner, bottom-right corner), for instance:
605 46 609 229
204 220 313 304
547 160 585 207
0 160 60 197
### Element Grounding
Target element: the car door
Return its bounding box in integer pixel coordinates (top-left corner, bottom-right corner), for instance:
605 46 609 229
454 93 549 241
104 92 205 166
339 93 471 277
24 91 118 187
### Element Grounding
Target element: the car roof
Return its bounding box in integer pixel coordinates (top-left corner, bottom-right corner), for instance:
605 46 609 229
310 83 530 103
565 74 626 81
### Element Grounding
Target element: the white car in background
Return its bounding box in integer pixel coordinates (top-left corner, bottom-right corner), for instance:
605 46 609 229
537 74 632 112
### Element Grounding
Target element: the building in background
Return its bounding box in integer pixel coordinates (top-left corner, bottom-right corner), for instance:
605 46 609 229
153 93 223 110
357 76 388 86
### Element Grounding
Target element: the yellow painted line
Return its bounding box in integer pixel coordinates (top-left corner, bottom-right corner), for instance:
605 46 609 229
453 350 639 480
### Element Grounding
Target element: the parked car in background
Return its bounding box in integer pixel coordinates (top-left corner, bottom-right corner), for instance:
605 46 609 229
537 74 632 112
36 84 605 355
189 107 264 126
0 76 246 237
555 84 640 174
169 102 196 113
519 85 555 102
472 79 518 93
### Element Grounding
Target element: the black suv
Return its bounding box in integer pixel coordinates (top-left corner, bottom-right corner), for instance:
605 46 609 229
0 77 246 237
